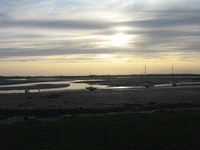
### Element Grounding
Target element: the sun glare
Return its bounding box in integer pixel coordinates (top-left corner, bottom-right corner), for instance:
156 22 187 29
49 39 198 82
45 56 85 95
97 54 110 58
114 27 129 31
109 33 132 46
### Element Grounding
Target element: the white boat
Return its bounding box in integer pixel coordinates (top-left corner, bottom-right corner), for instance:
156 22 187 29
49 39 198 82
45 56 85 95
139 65 155 88
140 81 155 88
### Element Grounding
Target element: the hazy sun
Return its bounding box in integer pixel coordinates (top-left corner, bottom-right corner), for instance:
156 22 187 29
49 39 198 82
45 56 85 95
105 33 132 46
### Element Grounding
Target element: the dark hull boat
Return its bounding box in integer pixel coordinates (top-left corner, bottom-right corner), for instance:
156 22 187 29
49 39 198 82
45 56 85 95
85 86 97 91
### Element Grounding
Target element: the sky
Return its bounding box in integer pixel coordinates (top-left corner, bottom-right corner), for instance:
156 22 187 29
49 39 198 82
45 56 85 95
0 0 200 76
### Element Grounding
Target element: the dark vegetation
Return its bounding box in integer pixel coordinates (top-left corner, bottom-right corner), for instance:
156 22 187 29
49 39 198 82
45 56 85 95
0 110 200 150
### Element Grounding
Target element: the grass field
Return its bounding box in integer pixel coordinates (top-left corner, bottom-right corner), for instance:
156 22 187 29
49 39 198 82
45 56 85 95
0 110 200 150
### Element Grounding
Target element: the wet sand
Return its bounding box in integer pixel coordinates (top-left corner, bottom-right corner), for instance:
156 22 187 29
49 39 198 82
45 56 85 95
0 75 200 119
0 86 200 118
0 83 70 90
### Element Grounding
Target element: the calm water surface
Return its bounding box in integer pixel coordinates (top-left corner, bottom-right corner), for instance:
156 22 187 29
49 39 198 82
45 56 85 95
0 80 109 93
0 79 199 94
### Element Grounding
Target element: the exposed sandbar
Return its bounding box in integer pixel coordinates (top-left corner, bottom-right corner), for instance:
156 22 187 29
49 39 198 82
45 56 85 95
0 85 199 118
0 84 70 90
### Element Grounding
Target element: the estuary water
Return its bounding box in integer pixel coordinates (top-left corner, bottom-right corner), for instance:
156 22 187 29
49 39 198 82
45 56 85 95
0 80 105 94
0 79 199 94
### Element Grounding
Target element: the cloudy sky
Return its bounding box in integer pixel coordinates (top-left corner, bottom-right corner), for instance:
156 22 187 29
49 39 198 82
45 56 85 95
0 0 200 76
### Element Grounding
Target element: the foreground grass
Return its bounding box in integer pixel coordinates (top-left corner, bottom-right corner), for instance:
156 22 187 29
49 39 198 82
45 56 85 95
0 110 200 150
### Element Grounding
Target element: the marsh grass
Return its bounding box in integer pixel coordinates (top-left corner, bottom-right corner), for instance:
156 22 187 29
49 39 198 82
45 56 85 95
0 110 200 150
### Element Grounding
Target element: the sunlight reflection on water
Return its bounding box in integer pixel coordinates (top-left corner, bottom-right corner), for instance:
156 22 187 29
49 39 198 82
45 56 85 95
1 79 199 94
0 80 107 94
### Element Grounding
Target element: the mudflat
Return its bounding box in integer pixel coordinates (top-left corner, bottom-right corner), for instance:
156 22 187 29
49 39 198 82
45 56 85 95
0 75 200 118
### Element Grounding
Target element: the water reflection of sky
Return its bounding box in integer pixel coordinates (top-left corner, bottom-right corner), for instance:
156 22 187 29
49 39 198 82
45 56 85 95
0 80 108 94
0 79 199 94
0 79 142 93
7 79 28 81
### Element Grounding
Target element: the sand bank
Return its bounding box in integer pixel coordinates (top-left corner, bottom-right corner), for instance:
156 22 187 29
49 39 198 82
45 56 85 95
0 85 199 119
0 83 70 90
0 75 200 121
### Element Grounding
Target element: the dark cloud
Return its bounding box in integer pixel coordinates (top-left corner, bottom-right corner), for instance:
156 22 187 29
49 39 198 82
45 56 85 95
0 12 6 18
0 46 127 57
0 55 111 63
7 13 198 32
122 15 200 28
0 11 13 19
125 29 200 50
0 19 111 30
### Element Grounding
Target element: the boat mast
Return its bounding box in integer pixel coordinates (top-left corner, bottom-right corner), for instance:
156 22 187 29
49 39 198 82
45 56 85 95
144 65 146 75
171 65 177 86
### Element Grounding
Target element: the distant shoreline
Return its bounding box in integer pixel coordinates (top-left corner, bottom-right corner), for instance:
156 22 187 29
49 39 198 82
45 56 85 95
1 74 200 83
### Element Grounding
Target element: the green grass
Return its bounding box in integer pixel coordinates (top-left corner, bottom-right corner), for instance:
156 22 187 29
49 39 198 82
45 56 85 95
0 110 200 150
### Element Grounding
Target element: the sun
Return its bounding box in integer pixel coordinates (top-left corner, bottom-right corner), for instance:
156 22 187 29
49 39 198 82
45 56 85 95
105 33 132 47
97 54 110 58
